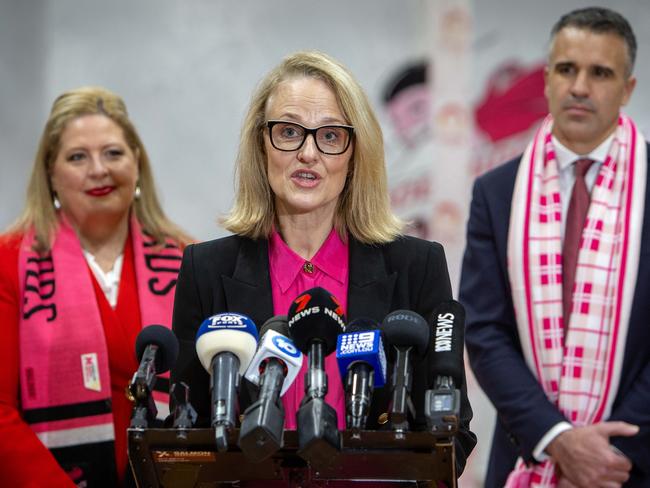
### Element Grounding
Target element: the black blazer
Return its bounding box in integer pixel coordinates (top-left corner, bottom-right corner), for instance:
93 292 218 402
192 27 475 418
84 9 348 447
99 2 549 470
171 233 476 474
460 148 650 487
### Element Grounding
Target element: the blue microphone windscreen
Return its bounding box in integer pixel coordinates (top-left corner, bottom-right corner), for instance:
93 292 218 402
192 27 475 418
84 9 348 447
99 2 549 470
195 313 259 374
195 313 259 341
336 328 387 387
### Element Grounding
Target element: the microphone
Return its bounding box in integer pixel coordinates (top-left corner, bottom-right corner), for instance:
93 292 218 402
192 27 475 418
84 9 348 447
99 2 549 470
243 315 303 394
129 325 179 429
380 310 430 434
239 315 303 462
335 317 387 431
424 300 465 434
288 287 345 466
195 312 259 451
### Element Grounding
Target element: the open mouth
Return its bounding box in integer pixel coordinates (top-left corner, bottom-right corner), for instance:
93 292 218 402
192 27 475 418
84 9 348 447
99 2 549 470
291 170 321 187
294 171 318 180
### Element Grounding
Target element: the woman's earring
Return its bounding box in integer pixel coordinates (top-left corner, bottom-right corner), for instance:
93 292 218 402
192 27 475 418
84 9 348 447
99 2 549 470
134 184 141 200
53 194 61 210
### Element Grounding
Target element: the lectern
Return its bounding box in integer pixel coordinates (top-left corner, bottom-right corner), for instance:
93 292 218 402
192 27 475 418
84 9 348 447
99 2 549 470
128 427 456 487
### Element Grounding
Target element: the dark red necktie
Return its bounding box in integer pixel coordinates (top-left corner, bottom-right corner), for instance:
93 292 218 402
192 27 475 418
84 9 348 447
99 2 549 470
562 158 595 326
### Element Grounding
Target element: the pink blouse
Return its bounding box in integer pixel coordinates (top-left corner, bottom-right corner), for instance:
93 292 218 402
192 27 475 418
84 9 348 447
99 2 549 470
268 228 348 430
259 230 434 487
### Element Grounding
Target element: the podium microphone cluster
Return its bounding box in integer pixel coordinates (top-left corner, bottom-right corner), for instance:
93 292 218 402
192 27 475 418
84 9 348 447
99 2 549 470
195 312 259 451
130 324 179 429
425 300 465 434
288 286 345 465
380 310 430 434
335 318 387 432
239 315 303 462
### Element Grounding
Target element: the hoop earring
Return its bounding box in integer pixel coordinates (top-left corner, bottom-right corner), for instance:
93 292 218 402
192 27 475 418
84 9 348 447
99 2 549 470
53 194 61 210
134 184 141 200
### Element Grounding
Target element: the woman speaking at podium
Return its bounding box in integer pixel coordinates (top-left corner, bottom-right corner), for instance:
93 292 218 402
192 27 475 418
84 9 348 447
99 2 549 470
171 51 476 484
0 87 191 487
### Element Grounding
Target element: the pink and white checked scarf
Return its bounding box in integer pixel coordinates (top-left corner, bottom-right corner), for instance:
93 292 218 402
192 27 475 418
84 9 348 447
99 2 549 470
505 114 646 487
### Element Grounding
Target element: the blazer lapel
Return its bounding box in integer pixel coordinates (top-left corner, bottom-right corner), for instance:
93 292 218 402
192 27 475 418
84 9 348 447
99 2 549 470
220 236 398 328
222 238 274 330
347 238 397 323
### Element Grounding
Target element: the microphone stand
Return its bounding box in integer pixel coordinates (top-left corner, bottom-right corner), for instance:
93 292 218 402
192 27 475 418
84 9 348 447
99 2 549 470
211 352 240 452
388 346 416 437
296 340 340 466
129 344 159 431
171 382 197 440
305 341 327 399
238 359 287 462
346 362 373 432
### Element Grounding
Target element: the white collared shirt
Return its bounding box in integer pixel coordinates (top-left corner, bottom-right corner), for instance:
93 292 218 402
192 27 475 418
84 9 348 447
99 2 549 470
83 251 123 308
553 133 615 241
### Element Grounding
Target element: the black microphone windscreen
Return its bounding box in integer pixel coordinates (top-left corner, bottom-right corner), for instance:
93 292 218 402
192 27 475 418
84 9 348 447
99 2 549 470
380 310 430 358
287 287 346 355
429 300 465 383
259 315 289 337
135 324 179 373
345 317 381 333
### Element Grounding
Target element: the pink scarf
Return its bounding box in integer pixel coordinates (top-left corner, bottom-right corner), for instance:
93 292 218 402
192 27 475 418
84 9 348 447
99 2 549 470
18 215 181 458
505 115 645 486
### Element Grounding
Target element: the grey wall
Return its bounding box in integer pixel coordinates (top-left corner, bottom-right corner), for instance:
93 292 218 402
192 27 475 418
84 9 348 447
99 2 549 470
1 0 428 239
1 0 47 227
2 0 649 240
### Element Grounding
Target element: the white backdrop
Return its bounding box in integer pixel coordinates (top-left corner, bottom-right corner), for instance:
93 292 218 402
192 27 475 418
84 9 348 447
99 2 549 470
2 0 649 485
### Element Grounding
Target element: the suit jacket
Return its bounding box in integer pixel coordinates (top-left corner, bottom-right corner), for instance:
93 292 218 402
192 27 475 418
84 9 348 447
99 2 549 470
460 148 650 487
171 233 476 475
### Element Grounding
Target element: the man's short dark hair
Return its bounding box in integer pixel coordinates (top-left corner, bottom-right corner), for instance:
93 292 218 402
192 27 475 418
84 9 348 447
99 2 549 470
551 7 637 75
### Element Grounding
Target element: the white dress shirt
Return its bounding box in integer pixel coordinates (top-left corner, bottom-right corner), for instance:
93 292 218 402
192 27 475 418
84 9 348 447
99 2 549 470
83 250 124 309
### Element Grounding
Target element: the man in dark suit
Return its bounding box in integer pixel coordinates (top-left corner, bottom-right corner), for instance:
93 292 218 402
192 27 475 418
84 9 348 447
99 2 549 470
460 7 648 488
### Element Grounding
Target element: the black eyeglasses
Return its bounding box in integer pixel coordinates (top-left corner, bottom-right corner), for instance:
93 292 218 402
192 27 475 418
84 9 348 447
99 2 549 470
266 120 354 155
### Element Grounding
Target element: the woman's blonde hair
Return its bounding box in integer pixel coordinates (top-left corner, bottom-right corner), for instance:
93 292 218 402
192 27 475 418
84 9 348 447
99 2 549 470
222 51 403 244
9 86 191 251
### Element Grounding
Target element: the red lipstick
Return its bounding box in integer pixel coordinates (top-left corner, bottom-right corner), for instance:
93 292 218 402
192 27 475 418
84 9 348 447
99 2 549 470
86 186 115 197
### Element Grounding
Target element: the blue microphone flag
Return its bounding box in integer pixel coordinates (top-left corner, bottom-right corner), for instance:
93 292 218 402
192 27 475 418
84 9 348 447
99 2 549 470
336 329 387 387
